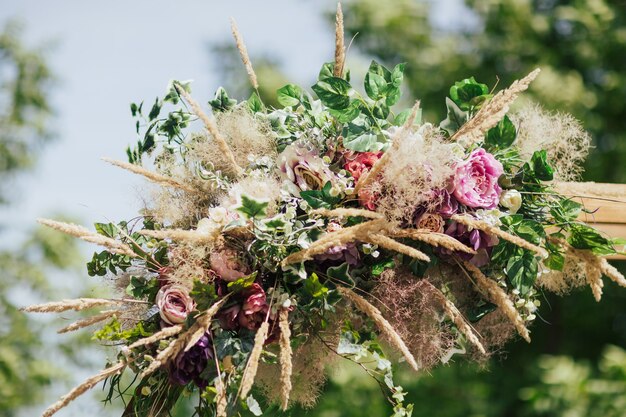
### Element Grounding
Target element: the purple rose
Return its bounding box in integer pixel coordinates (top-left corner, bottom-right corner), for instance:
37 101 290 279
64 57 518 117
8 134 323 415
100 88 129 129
169 332 214 388
277 142 335 195
433 189 459 218
444 220 499 267
315 242 360 266
452 148 504 209
155 285 195 325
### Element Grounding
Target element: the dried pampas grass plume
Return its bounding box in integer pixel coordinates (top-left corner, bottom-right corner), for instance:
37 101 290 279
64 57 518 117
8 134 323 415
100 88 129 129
41 361 126 417
57 310 118 334
230 18 258 89
338 287 419 371
366 233 431 262
334 3 345 77
240 321 269 400
278 309 293 411
512 104 591 181
452 69 540 146
310 207 384 220
460 260 531 342
23 298 123 313
37 218 136 257
174 83 243 177
126 324 183 351
101 157 195 192
391 228 476 255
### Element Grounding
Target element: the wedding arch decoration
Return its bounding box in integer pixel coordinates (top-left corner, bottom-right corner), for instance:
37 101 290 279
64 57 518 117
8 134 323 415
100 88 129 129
24 4 626 417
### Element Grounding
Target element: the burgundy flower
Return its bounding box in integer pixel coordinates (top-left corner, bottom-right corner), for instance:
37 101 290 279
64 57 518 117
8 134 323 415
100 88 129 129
169 332 214 388
433 189 459 218
239 283 269 330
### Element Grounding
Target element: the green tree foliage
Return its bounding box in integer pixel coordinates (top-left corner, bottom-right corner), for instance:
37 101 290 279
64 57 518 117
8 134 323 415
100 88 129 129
0 23 82 415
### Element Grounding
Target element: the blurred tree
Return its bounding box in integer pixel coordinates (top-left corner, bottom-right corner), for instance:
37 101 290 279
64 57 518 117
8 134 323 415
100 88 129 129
0 22 83 415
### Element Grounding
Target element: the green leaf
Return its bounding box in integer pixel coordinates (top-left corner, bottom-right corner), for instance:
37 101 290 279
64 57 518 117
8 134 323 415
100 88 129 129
506 251 538 295
148 97 162 121
318 62 350 81
303 273 329 299
531 150 554 181
394 108 422 126
440 97 468 135
486 115 516 148
311 77 353 110
450 77 490 111
94 222 118 238
372 258 395 276
209 87 237 112
327 263 355 287
373 101 390 119
300 182 341 209
190 280 218 311
343 132 381 152
364 71 387 100
545 239 565 271
126 276 159 301
247 91 265 113
467 301 498 323
515 219 546 245
551 198 583 223
227 271 258 293
568 223 616 255
235 194 269 219
164 80 191 105
328 99 361 123
277 84 304 107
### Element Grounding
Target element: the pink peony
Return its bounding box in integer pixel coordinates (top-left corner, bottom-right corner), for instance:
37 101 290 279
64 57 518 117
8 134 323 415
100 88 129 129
344 151 383 182
210 249 249 282
452 148 504 209
156 285 196 325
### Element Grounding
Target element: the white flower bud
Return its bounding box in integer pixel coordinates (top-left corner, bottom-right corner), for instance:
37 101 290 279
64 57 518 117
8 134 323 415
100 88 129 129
499 189 523 214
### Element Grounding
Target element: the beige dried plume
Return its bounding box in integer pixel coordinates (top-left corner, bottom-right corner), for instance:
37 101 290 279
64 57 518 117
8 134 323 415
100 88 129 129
174 83 243 177
338 287 419 371
23 298 123 313
41 361 126 417
139 228 220 244
390 228 476 255
37 218 136 257
461 260 531 343
310 207 384 220
278 308 293 411
57 310 118 334
240 321 270 400
101 157 195 192
126 324 183 351
452 69 541 146
334 3 345 77
230 18 258 89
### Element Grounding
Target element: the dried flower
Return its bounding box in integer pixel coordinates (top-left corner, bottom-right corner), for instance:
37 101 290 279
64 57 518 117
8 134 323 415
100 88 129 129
156 285 196 325
452 148 503 209
415 213 445 233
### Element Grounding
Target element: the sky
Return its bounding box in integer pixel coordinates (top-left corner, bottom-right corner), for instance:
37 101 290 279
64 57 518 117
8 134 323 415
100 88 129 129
0 1 460 415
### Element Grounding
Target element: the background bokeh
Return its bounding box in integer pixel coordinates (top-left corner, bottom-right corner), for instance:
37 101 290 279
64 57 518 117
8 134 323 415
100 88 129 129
1 0 625 416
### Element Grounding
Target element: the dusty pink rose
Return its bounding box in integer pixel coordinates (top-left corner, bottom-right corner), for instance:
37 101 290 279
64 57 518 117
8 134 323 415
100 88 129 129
210 249 249 282
156 285 196 325
452 148 504 209
239 284 269 330
278 142 334 195
344 151 383 182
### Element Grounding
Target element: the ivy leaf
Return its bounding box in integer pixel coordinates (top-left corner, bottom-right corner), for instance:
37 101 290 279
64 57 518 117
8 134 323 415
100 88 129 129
247 91 265 113
327 263 355 287
300 182 341 209
164 79 191 104
486 115 516 148
506 251 538 295
545 239 565 271
449 77 490 111
343 132 381 152
371 258 395 276
236 194 269 219
303 273 329 299
551 198 582 223
276 84 304 107
440 97 468 135
209 87 237 112
311 77 353 110
227 271 258 293
531 150 554 181
373 101 390 120
328 100 361 123
568 223 616 255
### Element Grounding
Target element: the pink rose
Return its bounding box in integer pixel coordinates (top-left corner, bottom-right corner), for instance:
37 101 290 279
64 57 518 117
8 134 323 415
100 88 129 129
344 151 383 182
210 249 249 282
156 285 196 325
452 148 504 209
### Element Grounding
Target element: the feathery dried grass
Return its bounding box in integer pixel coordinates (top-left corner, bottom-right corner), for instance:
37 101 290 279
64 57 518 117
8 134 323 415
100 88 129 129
391 229 476 254
461 261 530 342
57 310 118 334
102 157 195 192
41 361 126 417
278 309 293 411
240 321 269 399
338 287 419 370
174 84 243 176
126 325 183 351
216 375 228 417
310 207 383 219
334 3 345 77
139 228 219 244
220 175 281 216
451 215 548 258
452 69 540 146
512 104 591 181
185 298 229 352
37 218 136 257
600 258 626 287
366 233 431 262
23 298 122 313
230 18 258 89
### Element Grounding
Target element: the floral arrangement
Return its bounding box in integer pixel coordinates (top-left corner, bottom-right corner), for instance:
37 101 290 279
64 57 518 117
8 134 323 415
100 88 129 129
25 5 626 417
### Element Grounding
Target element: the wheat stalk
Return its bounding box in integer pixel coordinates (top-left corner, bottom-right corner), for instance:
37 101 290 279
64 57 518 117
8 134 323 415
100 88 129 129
57 310 118 334
334 3 345 77
240 321 269 399
278 308 293 411
102 157 195 192
230 18 258 89
22 298 123 313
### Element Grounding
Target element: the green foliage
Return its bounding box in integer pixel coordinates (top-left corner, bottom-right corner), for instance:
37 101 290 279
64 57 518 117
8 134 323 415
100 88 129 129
236 195 269 219
449 77 490 111
300 181 341 209
485 115 516 149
